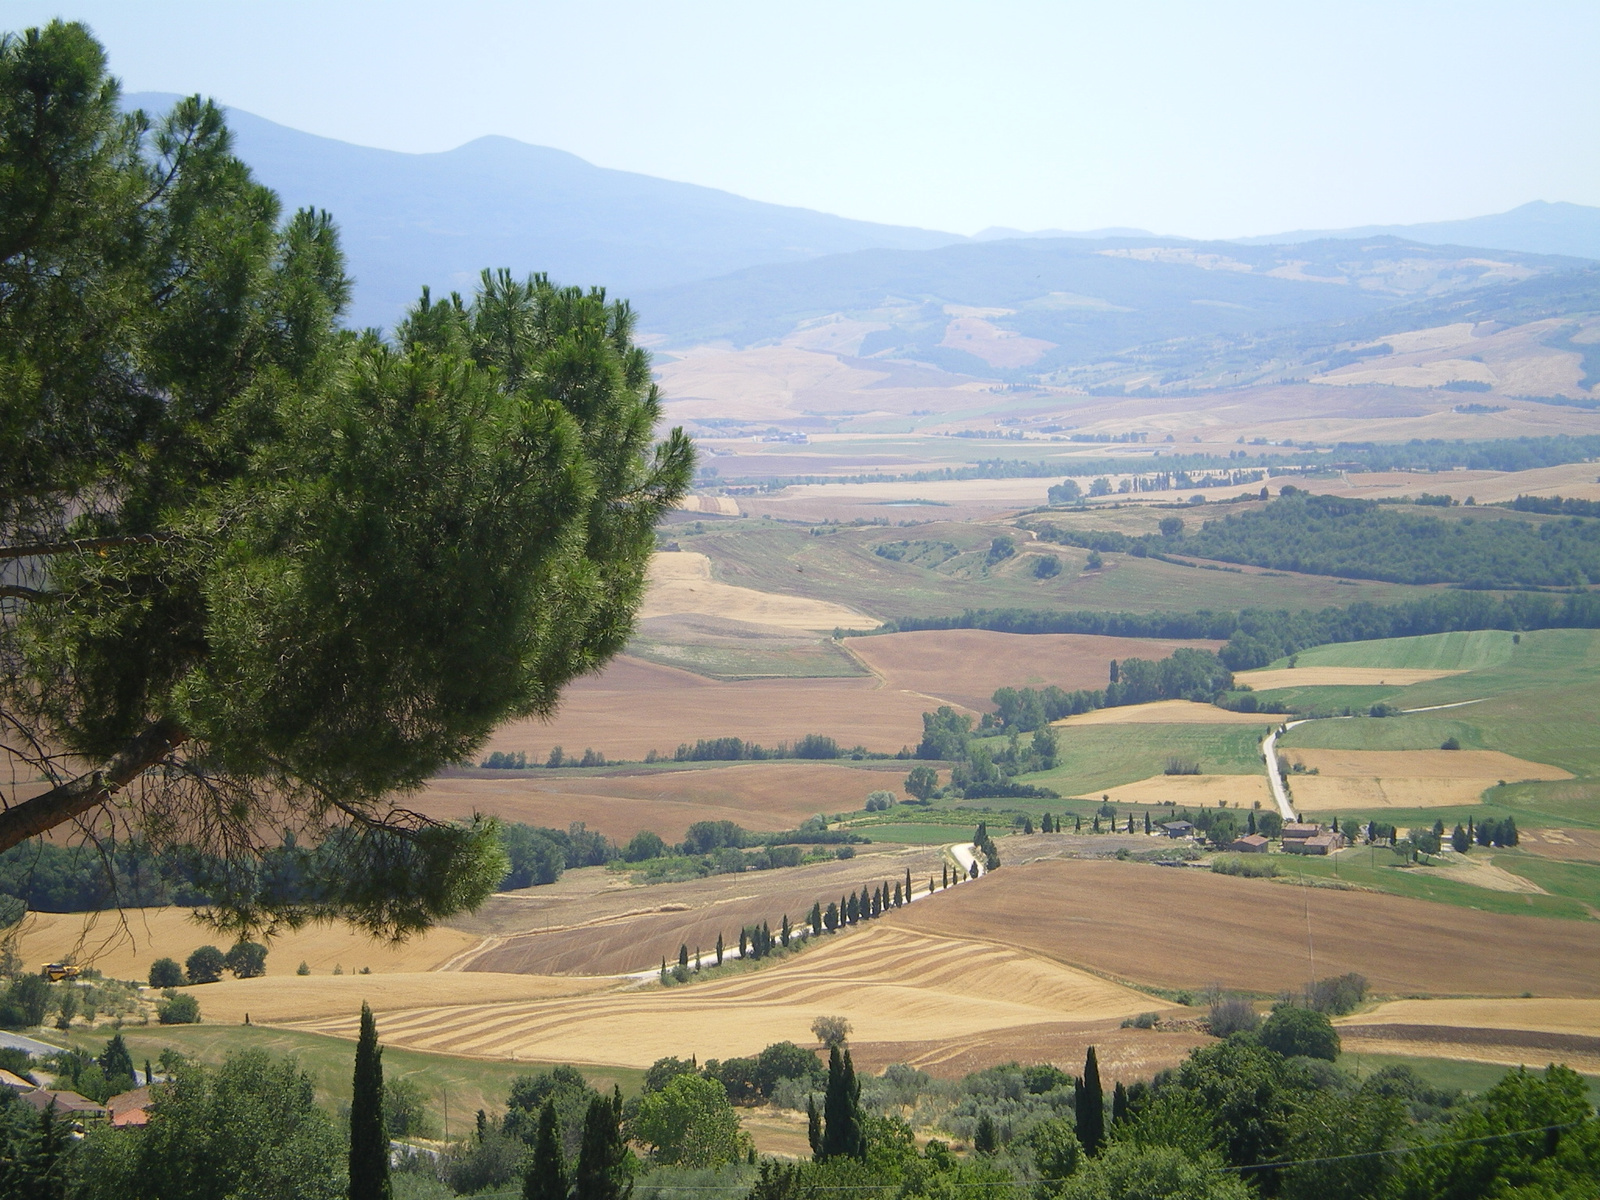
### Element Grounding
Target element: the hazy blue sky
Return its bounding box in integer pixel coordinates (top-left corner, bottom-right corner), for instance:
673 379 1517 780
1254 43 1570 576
4 1 1596 238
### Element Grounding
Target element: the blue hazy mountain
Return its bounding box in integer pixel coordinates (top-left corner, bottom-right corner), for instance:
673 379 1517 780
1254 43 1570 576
126 93 964 329
1239 201 1600 262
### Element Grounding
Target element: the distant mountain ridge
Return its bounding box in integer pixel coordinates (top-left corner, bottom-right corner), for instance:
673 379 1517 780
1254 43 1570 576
126 93 964 329
1237 201 1600 262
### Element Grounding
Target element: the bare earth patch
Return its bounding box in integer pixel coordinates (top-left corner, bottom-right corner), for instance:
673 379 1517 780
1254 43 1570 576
896 858 1600 997
1055 700 1284 726
480 656 951 760
846 630 1221 713
1237 667 1465 689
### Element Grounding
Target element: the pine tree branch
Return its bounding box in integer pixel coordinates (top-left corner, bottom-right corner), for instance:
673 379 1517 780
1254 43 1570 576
0 532 174 562
0 718 187 852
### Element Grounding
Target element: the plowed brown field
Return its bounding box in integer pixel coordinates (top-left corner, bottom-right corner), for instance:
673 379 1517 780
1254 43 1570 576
896 858 1600 997
845 630 1222 712
419 761 909 842
457 846 953 976
479 656 948 760
283 924 1166 1067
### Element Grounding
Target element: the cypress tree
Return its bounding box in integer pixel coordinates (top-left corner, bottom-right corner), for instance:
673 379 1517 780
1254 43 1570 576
969 862 979 879
524 1098 567 1200
1247 810 1257 835
807 1095 822 1159
927 877 933 895
349 1001 391 1200
810 902 822 935
1075 1045 1104 1155
739 929 749 958
1144 811 1151 835
1092 815 1100 834
781 914 791 946
678 944 689 971
1111 1080 1128 1125
716 933 724 965
660 957 667 984
974 1113 998 1153
942 864 949 888
1075 815 1082 832
694 946 701 972
573 1087 629 1200
905 868 912 901
476 1110 488 1142
145 1058 154 1086
1041 813 1052 833
892 883 902 907
820 1045 867 1160
974 820 988 844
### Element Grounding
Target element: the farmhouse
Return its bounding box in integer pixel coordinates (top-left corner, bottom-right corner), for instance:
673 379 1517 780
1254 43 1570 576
1229 833 1270 853
1285 831 1349 856
17 1087 108 1125
1279 822 1323 845
108 1085 153 1128
1161 820 1195 838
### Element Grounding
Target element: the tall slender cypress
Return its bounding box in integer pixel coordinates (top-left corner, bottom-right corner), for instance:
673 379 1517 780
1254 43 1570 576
349 1001 391 1200
905 868 912 902
524 1098 568 1200
820 1045 866 1161
807 1095 822 1159
1075 1045 1104 1155
573 1087 630 1200
1111 1080 1128 1125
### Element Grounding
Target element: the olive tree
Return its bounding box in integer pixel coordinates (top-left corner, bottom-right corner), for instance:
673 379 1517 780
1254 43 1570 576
0 23 692 937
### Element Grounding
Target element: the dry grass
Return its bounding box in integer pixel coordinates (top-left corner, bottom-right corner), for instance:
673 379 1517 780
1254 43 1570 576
1521 828 1600 863
282 923 1165 1068
643 552 875 631
419 761 906 842
1237 667 1464 689
1055 700 1283 726
850 1019 1212 1081
1078 773 1272 808
896 858 1600 997
845 630 1221 713
1284 748 1571 811
478 656 946 759
12 907 479 984
1341 998 1600 1036
169 972 608 1026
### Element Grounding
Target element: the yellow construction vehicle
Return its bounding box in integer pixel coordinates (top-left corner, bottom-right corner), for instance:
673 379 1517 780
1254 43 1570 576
41 962 80 982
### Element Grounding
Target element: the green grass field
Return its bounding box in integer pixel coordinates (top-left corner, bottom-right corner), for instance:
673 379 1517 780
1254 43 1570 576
1025 724 1268 795
1281 629 1519 672
1337 1052 1600 1104
57 1023 643 1132
626 637 869 680
680 520 1431 622
1279 851 1596 921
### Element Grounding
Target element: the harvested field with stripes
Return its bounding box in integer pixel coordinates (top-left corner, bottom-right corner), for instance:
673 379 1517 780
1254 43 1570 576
896 858 1600 998
1336 999 1600 1074
282 924 1168 1068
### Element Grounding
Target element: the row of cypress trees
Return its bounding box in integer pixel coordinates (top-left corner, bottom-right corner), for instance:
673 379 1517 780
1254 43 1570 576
348 1005 629 1200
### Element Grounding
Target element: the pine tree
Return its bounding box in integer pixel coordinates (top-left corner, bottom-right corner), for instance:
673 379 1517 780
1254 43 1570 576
1074 1045 1104 1155
525 1098 568 1200
1111 1080 1128 1125
807 1095 822 1159
573 1087 629 1200
350 1001 391 1200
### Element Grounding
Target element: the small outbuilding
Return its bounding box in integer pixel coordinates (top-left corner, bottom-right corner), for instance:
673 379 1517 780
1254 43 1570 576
1229 834 1270 853
1161 820 1195 838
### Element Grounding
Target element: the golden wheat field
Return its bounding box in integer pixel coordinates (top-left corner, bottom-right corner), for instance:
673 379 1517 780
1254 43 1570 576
282 923 1167 1067
1283 748 1571 811
1055 700 1283 726
1081 772 1273 808
174 972 610 1026
1335 998 1600 1074
13 907 480 983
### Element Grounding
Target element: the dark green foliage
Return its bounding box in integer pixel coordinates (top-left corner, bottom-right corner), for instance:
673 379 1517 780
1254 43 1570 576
0 1098 71 1199
1476 815 1520 846
505 1066 598 1160
185 945 225 984
819 1046 866 1161
1074 1047 1104 1156
623 831 667 862
573 1086 631 1200
77 1048 344 1200
1260 1006 1340 1061
973 1113 998 1153
917 707 972 760
500 824 569 887
524 1099 568 1200
224 941 268 979
157 990 200 1024
97 1033 134 1086
0 23 692 935
671 735 841 762
644 1057 699 1095
148 957 183 988
349 1002 390 1200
